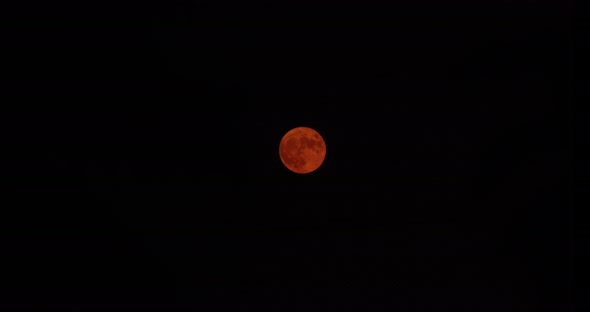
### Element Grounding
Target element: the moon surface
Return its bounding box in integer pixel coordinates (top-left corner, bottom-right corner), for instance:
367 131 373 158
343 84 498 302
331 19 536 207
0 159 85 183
279 127 326 174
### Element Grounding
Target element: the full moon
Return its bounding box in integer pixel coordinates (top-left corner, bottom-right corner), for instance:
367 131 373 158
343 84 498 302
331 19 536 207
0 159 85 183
279 127 326 174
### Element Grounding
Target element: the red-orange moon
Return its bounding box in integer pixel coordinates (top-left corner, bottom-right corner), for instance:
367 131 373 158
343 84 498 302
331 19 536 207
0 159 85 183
279 127 326 174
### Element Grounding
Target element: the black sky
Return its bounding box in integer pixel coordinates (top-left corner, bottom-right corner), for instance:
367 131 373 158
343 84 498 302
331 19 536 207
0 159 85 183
2 1 573 311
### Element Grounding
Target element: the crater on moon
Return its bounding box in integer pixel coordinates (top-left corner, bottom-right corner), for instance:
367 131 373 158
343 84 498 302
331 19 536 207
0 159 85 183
279 127 326 174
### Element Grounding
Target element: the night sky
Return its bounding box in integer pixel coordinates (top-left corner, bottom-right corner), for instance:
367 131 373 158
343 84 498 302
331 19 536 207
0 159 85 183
3 1 572 311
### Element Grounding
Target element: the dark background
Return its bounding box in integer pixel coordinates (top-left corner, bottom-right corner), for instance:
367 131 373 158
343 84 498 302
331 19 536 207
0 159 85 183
3 0 573 311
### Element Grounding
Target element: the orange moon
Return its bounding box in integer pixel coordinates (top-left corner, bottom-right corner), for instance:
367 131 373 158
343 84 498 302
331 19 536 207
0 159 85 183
279 127 326 174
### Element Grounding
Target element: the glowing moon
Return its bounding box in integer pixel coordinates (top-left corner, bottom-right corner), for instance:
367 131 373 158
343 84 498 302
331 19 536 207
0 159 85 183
279 127 326 174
